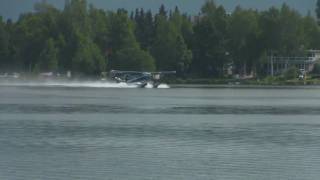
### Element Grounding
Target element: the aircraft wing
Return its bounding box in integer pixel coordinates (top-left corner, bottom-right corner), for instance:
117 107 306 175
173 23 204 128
110 70 142 74
151 71 176 75
110 70 176 75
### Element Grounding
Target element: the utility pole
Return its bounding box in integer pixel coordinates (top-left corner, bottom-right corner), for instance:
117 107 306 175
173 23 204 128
270 53 274 77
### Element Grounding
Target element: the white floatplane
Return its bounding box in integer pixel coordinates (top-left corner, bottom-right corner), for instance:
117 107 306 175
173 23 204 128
109 70 176 88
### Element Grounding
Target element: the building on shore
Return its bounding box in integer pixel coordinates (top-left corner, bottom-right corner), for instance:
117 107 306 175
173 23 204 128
268 50 320 76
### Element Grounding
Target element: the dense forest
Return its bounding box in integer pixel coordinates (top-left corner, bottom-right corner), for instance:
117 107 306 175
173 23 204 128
1 0 320 78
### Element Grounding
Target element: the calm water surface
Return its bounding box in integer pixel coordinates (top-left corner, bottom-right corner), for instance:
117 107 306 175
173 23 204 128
1 85 320 179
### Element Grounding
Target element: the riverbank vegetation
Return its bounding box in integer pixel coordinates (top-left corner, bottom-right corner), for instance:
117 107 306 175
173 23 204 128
1 0 320 80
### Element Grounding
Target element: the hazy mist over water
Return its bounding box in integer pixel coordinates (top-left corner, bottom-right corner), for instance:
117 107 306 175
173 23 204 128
1 85 320 179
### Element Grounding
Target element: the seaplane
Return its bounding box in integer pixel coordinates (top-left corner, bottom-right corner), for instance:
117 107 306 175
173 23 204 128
109 70 176 88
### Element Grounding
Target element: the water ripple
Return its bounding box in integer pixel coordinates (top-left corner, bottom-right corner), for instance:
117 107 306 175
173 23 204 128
1 104 320 115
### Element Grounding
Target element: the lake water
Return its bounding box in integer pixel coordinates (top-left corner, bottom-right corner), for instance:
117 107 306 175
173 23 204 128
1 84 320 180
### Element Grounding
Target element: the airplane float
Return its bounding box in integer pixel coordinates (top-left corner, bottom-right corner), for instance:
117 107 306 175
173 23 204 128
109 70 176 88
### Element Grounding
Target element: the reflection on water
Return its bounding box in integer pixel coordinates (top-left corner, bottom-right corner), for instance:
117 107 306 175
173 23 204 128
1 86 320 179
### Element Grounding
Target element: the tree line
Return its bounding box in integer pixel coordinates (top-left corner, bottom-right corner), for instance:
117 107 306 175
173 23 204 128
1 0 320 78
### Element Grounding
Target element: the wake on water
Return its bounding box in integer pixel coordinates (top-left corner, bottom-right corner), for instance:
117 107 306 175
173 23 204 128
0 81 170 89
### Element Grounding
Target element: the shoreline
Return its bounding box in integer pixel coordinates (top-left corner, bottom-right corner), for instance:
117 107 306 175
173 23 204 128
1 79 320 89
170 84 320 89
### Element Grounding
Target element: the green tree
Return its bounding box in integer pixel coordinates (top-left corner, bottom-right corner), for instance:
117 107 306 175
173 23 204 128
169 6 194 48
72 33 106 75
5 19 23 71
278 4 304 55
134 9 154 50
159 4 167 18
107 9 153 71
260 4 304 56
316 0 320 23
284 66 299 80
312 63 320 74
175 36 192 76
179 15 193 49
170 7 183 32
0 16 9 70
113 48 155 71
35 38 58 72
151 16 176 70
228 7 260 75
193 0 228 77
152 14 175 70
59 0 92 71
301 14 320 50
151 5 193 72
64 0 91 34
3 0 320 79
259 7 282 53
8 1 61 72
108 10 139 52
14 14 47 72
106 9 157 73
89 5 109 53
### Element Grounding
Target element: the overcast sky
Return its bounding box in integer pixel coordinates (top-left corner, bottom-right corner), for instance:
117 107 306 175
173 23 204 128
0 0 317 21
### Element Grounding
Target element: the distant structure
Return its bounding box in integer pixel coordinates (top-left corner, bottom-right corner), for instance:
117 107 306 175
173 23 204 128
269 50 320 76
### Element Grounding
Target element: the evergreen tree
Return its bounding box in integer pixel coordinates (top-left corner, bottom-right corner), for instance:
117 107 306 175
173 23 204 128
193 0 228 77
159 4 167 18
152 14 177 70
259 7 282 53
0 17 9 70
134 9 154 50
316 0 320 23
108 10 139 52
